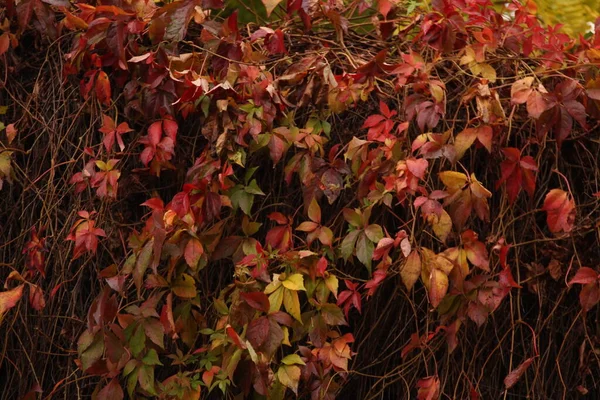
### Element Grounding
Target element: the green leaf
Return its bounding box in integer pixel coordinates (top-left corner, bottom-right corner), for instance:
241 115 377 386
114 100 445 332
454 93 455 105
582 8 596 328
343 208 363 227
244 166 259 183
133 240 153 295
78 330 104 371
231 189 254 215
138 364 157 395
320 303 347 326
126 366 138 397
341 230 360 261
142 349 163 366
123 359 138 376
364 224 383 243
356 232 374 273
129 323 146 357
245 179 265 195
225 348 243 379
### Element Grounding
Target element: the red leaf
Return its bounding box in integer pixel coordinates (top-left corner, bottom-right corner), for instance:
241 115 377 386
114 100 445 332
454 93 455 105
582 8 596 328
579 283 600 312
268 134 286 164
496 148 537 204
542 189 576 233
226 325 247 349
569 267 598 285
267 212 289 225
526 91 552 119
266 225 291 251
28 284 45 311
241 292 270 313
247 316 270 348
97 378 123 400
416 375 440 400
504 358 534 389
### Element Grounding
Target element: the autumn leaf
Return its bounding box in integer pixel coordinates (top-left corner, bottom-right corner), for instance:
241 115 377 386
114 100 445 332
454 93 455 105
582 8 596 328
172 273 197 299
262 0 283 17
99 114 133 152
95 71 112 106
510 77 534 105
0 285 24 323
401 250 421 291
28 284 46 311
5 123 17 144
453 125 493 159
65 211 107 259
416 375 440 400
283 289 302 322
579 283 600 312
97 378 124 400
184 237 204 270
461 230 489 272
240 291 270 313
420 248 453 308
277 364 301 394
569 267 598 285
496 147 537 204
0 150 14 190
281 273 305 291
439 171 491 228
504 358 534 389
542 189 575 233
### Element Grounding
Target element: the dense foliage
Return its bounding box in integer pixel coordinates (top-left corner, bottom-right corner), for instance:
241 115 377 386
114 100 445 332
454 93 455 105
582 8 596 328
1 0 600 399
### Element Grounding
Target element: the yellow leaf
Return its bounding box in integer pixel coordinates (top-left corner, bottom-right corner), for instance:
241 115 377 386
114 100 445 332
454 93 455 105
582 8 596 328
469 174 492 199
282 273 305 291
431 209 452 242
479 63 496 82
283 289 302 322
324 274 339 299
268 287 283 314
262 0 284 17
172 273 197 299
282 326 291 346
265 274 283 294
439 171 467 194
277 364 301 395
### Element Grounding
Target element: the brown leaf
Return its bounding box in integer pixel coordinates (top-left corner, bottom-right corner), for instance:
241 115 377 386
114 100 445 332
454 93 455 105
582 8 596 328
401 250 421 290
504 358 534 389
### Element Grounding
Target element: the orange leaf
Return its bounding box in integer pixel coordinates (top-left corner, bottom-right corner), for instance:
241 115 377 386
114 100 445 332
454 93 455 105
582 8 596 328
0 285 24 321
454 125 492 159
95 71 112 106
